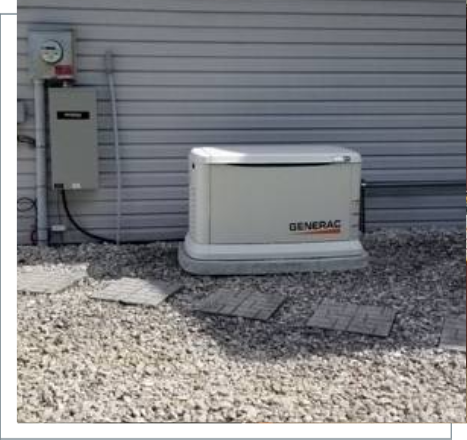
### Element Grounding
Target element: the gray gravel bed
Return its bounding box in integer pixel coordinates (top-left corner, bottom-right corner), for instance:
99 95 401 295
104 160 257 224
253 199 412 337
17 228 466 422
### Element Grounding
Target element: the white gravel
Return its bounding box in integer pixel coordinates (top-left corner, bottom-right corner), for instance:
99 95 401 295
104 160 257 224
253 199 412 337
17 228 466 423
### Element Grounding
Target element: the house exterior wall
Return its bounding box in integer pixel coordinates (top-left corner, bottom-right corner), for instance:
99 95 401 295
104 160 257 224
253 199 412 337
17 0 466 244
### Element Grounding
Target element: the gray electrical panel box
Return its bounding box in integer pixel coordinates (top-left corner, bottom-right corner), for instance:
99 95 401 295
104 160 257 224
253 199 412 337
48 87 99 190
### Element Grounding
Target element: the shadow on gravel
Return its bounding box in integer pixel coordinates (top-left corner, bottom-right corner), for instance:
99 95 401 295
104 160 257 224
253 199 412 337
17 229 466 359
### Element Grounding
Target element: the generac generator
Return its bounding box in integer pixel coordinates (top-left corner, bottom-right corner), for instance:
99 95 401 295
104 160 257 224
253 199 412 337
178 145 368 275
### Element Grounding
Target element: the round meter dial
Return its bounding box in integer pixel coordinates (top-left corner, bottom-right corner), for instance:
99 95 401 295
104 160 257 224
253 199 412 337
39 40 64 64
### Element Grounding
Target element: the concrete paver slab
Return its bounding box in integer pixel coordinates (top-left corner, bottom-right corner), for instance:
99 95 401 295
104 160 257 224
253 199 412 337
307 300 396 337
439 315 466 352
196 289 286 321
92 277 182 308
17 266 87 294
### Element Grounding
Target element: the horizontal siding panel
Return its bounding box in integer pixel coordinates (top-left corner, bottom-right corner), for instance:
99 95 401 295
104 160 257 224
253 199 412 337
46 213 188 229
18 215 36 245
362 156 464 169
20 99 466 117
85 114 467 130
19 0 463 16
364 168 465 182
18 177 35 190
368 207 464 223
66 188 189 202
95 128 466 144
19 86 466 102
18 9 466 30
18 71 467 88
17 146 37 160
100 161 184 173
17 24 466 45
17 189 36 202
16 114 466 132
51 199 188 216
367 194 464 210
366 220 464 229
17 126 467 144
18 56 467 73
98 101 467 116
18 40 467 59
18 114 466 131
98 173 188 187
17 160 35 178
49 229 187 244
18 233 35 245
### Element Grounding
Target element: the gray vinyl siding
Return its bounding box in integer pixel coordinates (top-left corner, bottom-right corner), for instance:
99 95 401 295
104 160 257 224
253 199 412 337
17 0 466 244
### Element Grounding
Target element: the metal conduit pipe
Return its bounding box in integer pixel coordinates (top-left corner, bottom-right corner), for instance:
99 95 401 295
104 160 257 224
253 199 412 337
105 51 122 245
33 79 48 246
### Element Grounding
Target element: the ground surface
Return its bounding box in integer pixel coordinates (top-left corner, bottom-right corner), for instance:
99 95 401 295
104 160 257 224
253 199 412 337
17 229 466 423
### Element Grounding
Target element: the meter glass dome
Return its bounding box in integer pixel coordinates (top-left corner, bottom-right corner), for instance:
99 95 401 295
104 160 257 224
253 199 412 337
39 40 63 64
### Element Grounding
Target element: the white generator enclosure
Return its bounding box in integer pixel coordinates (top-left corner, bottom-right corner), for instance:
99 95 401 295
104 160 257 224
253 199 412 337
179 146 368 275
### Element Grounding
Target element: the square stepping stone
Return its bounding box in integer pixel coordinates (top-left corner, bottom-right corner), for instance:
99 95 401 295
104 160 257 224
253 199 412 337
439 315 466 352
196 289 286 321
17 266 87 294
307 300 396 337
92 277 182 308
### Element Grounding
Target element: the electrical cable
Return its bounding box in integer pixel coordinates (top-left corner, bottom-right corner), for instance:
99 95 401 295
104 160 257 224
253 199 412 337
60 190 153 245
17 197 36 213
17 197 38 245
60 189 117 244
17 135 36 146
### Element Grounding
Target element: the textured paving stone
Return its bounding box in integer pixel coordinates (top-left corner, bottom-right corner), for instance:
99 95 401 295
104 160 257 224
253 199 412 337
307 300 396 337
439 315 466 352
17 267 87 294
196 289 286 321
92 277 182 308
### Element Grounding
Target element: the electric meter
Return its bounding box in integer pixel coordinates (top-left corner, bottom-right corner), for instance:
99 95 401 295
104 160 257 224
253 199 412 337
39 40 64 64
29 30 75 80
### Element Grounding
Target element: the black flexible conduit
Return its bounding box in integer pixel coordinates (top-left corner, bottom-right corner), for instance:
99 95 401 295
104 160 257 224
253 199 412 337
61 190 158 244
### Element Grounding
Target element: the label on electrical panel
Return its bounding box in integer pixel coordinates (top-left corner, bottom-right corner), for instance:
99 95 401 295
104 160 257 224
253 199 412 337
57 111 90 120
54 65 74 76
71 183 82 189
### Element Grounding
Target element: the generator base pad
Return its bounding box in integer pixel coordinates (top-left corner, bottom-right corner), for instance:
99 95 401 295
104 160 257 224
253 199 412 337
178 244 368 276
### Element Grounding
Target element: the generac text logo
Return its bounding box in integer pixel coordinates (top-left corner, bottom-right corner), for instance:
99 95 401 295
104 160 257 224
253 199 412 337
289 220 342 235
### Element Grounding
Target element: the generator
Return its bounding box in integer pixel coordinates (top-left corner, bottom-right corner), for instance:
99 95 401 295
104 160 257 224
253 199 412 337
179 145 368 275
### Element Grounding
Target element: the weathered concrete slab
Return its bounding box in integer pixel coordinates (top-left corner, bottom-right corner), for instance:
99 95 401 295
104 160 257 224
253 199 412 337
196 289 286 321
92 277 182 308
17 266 87 294
439 315 466 352
307 300 396 337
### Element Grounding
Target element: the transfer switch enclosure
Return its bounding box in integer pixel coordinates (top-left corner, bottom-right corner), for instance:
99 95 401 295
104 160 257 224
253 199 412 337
48 87 99 190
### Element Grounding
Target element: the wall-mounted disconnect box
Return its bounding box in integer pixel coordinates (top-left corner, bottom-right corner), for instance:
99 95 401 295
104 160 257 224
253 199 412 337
28 30 75 81
48 87 99 190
